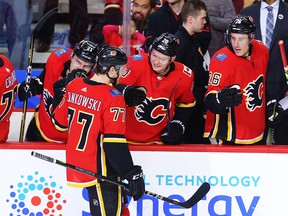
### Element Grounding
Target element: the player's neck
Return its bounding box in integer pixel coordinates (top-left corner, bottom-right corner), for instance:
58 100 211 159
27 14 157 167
90 73 110 85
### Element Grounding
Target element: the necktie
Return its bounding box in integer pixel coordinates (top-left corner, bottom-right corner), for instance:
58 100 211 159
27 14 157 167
266 6 274 49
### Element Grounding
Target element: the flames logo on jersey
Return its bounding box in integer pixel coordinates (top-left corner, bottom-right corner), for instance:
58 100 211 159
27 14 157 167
135 97 169 125
43 89 54 118
244 75 264 111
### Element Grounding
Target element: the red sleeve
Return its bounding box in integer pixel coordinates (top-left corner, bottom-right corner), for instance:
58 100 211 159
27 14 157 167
133 31 146 45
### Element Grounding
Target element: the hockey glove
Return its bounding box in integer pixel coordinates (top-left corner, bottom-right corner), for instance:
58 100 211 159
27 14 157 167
124 165 145 201
216 84 242 108
52 78 66 109
160 120 185 145
266 100 285 128
123 85 147 107
18 76 43 101
65 69 88 85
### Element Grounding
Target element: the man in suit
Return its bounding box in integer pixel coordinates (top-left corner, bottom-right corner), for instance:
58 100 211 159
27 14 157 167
240 0 288 144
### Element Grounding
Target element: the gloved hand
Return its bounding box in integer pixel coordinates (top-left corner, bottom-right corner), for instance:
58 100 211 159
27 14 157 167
124 165 145 201
123 85 147 106
266 100 285 128
52 78 66 109
160 120 185 144
216 84 242 108
18 76 43 101
65 69 88 85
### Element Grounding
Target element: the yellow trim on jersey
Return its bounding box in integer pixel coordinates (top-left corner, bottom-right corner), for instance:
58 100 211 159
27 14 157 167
95 182 106 216
100 134 108 177
127 140 164 145
105 4 121 10
176 100 196 108
67 179 98 188
103 137 127 143
34 111 64 143
227 109 232 141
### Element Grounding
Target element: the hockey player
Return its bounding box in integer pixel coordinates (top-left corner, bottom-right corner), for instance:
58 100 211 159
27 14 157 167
17 39 98 142
116 32 196 144
0 55 18 142
204 15 269 144
52 45 145 216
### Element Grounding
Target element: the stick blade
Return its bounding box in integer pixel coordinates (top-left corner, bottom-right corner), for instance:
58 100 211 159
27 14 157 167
181 182 210 208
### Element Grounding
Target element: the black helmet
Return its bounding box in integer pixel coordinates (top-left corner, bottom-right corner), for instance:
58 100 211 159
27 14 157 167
73 39 98 64
96 45 127 73
149 32 179 57
225 15 256 47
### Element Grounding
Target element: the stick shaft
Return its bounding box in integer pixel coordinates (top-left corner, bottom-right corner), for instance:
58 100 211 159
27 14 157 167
31 151 210 208
19 8 58 142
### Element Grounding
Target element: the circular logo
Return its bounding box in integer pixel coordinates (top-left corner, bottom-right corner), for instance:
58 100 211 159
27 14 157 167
6 171 67 215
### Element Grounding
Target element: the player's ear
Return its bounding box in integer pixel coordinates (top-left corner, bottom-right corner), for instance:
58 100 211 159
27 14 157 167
249 33 255 43
171 56 176 62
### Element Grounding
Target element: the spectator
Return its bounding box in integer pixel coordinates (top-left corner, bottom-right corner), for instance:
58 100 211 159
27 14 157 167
132 0 157 36
102 17 146 55
240 0 288 144
17 39 98 142
52 45 145 216
9 0 32 69
174 0 209 144
202 0 236 57
36 0 89 52
145 0 211 58
0 0 17 58
116 32 196 145
204 15 269 145
145 0 185 48
0 55 17 142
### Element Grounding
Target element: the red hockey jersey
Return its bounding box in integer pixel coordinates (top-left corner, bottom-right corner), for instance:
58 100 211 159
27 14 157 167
36 48 72 142
118 53 196 144
204 40 269 144
0 55 17 142
53 78 131 187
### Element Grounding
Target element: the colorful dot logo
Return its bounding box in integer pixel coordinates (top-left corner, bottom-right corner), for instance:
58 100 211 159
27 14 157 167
6 171 67 215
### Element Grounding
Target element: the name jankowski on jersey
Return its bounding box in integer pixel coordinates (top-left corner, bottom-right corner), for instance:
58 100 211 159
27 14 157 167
67 92 102 111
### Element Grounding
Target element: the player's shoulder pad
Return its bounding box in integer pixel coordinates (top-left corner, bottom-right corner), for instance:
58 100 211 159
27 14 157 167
109 88 122 97
54 48 71 57
131 54 143 61
213 53 228 62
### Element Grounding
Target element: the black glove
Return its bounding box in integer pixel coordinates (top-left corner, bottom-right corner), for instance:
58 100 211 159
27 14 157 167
52 78 66 109
216 84 242 108
123 85 147 106
123 165 145 201
65 69 88 85
18 76 43 101
160 120 185 144
266 100 285 128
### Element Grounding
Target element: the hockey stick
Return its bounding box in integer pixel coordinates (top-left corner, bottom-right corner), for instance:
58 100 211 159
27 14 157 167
31 151 210 208
167 77 182 135
19 7 58 142
267 40 288 144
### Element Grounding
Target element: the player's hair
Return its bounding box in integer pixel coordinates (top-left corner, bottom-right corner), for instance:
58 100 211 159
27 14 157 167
180 0 207 23
96 45 127 74
149 32 179 57
73 39 98 64
224 15 256 48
